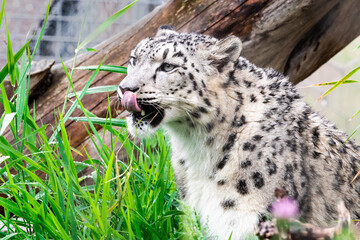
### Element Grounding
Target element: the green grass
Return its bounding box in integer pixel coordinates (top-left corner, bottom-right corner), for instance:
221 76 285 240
0 116 184 239
0 1 206 239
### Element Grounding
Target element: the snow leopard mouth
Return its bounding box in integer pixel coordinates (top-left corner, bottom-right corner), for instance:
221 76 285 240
121 91 165 128
131 103 165 128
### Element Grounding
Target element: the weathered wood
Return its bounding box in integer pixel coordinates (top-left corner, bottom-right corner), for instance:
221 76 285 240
28 60 55 101
4 0 360 160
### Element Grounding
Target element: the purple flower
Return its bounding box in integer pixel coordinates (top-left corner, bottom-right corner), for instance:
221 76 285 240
271 197 299 219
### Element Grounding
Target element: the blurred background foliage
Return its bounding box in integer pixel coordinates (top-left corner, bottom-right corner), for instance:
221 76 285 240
0 0 165 65
298 36 360 143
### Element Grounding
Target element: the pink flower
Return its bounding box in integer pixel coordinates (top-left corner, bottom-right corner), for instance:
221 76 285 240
271 197 299 219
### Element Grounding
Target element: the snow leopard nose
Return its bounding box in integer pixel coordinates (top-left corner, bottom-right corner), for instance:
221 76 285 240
119 78 140 94
119 85 139 94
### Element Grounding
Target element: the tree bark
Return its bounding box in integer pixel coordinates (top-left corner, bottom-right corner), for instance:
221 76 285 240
4 0 360 162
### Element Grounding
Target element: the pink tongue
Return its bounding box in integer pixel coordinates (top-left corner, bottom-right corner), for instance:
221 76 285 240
122 91 142 113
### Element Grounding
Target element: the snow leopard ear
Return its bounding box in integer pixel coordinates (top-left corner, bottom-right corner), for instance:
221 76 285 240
156 25 177 37
209 36 242 72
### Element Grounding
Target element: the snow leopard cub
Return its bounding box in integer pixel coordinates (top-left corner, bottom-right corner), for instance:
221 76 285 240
117 25 360 239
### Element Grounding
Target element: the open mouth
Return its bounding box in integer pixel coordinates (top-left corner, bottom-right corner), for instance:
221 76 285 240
120 91 165 128
132 103 165 127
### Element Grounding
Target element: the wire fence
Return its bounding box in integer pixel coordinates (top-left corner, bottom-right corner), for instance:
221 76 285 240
0 0 165 67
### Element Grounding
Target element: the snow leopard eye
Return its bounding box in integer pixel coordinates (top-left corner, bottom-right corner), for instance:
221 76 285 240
129 56 137 66
160 63 176 72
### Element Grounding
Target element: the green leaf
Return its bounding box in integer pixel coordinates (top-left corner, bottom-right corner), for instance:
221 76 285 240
30 0 51 60
68 85 118 97
310 80 359 87
5 14 16 86
68 188 78 240
0 113 16 135
16 51 29 132
351 110 360 120
318 66 360 100
341 124 360 164
86 47 97 52
3 160 14 193
76 0 138 52
75 65 127 74
69 116 127 127
343 123 360 152
154 210 184 225
101 151 115 233
1 233 19 240
0 83 12 115
0 38 31 84
0 0 5 29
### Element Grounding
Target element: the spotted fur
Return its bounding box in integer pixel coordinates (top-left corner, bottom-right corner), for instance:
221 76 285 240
117 26 360 239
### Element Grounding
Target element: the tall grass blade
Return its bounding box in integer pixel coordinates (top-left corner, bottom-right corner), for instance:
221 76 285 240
300 80 359 88
314 80 358 86
69 116 126 127
1 233 18 240
351 110 360 120
101 151 115 235
30 0 51 60
75 65 127 74
68 85 118 97
318 66 360 100
0 38 31 84
0 113 16 135
68 187 78 240
15 52 29 132
86 47 97 52
0 0 5 28
5 14 16 86
345 123 360 146
0 83 12 115
76 0 138 52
